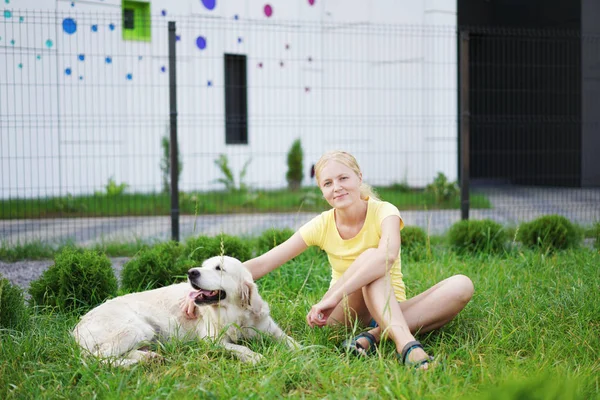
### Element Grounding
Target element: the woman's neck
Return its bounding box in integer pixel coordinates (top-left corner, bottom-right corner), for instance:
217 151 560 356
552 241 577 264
335 198 368 226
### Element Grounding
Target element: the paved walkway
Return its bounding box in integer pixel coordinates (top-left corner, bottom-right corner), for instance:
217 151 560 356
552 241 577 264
1 187 599 246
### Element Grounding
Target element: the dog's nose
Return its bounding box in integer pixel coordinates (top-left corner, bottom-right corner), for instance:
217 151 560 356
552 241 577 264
188 269 200 280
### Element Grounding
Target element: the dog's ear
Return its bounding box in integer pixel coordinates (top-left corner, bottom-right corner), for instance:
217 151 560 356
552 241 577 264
241 279 268 316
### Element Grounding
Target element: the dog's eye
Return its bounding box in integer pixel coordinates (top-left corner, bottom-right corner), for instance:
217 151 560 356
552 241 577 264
215 266 221 271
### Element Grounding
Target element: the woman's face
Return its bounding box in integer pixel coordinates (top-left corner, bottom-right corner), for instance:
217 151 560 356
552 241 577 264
318 160 362 209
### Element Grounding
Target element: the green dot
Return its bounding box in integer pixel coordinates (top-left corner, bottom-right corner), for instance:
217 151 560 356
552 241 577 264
36 55 41 60
18 63 22 68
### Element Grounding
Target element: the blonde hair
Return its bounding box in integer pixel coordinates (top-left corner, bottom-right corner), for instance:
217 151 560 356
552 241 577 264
314 150 380 201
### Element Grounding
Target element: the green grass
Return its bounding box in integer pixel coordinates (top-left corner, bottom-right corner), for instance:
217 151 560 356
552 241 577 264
0 187 491 219
1 247 598 399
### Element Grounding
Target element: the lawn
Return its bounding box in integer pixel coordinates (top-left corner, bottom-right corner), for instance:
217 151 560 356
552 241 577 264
0 187 491 219
1 246 598 399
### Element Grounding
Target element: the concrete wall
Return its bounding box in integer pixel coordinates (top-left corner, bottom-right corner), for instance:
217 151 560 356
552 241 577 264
0 0 458 198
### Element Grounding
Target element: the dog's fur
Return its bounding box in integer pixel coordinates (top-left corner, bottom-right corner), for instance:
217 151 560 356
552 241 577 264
73 256 298 366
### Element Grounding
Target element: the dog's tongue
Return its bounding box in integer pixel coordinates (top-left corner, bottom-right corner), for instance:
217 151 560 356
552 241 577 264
188 290 201 299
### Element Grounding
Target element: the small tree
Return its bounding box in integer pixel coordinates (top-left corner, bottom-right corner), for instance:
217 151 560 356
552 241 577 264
160 132 183 194
286 138 304 191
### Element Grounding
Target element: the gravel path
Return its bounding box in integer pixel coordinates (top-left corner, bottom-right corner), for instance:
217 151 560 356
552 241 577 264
0 258 130 291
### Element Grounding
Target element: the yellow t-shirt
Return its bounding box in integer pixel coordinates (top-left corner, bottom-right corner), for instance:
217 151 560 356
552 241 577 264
299 198 406 302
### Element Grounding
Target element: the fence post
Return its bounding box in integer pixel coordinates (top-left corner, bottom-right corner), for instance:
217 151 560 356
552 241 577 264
459 30 470 220
168 21 180 241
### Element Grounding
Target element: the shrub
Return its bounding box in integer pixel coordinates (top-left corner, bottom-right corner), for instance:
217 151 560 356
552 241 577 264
213 154 252 192
516 215 582 251
0 276 30 331
183 234 252 264
593 222 600 249
401 226 429 260
121 241 187 292
447 219 507 254
256 228 295 254
286 138 304 191
28 247 117 313
425 172 459 204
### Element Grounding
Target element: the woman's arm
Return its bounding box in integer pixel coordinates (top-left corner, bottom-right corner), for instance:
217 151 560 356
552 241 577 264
307 215 401 326
244 231 308 280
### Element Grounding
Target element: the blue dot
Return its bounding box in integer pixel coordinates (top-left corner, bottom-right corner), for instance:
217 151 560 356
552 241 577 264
45 39 53 48
109 23 115 31
62 18 77 34
4 10 12 18
79 76 83 80
71 2 74 6
105 56 112 64
207 80 212 87
78 54 85 61
126 73 132 80
160 66 166 73
65 68 72 75
176 35 181 42
201 0 216 10
161 9 167 16
237 37 242 44
91 24 98 32
138 55 142 61
196 36 207 50
234 14 239 20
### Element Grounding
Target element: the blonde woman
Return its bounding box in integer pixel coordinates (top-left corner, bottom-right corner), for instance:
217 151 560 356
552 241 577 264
183 150 474 370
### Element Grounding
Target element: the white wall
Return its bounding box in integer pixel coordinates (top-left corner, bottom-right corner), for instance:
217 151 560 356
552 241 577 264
0 0 457 198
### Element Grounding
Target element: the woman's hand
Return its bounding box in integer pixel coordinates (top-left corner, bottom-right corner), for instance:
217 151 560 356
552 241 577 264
306 296 339 328
180 290 199 319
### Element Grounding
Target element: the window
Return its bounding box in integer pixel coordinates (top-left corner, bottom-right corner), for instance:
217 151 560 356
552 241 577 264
122 1 151 42
224 54 248 145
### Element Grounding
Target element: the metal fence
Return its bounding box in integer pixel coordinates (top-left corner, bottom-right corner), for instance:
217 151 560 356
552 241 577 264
1 11 599 246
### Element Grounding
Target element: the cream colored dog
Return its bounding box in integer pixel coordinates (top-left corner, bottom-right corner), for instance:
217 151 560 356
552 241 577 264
73 255 298 366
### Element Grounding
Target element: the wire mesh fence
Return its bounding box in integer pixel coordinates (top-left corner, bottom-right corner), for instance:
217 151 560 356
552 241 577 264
1 10 599 247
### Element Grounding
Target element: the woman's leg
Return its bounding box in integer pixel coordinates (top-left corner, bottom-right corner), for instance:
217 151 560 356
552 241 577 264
329 274 474 357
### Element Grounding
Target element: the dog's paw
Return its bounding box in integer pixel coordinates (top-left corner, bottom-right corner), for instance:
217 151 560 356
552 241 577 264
239 351 264 365
285 336 301 350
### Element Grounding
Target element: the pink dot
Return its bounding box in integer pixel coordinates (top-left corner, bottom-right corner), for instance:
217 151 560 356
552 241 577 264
264 4 273 17
258 62 263 68
308 0 315 5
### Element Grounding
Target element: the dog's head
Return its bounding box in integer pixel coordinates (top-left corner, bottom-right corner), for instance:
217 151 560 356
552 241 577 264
187 255 267 315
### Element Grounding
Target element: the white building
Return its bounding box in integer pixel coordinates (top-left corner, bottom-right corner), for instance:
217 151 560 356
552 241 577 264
1 0 457 198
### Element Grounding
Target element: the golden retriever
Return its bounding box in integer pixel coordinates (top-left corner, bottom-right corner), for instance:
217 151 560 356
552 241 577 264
73 255 298 366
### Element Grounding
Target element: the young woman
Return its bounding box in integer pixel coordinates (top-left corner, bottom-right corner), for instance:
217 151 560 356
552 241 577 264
183 150 474 370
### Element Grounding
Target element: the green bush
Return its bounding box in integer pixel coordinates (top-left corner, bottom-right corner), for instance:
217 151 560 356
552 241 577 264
183 234 252 264
121 241 188 293
516 215 582 251
28 248 117 313
425 172 459 204
286 138 304 191
592 222 600 249
256 228 295 254
400 226 429 260
447 219 507 254
0 276 30 331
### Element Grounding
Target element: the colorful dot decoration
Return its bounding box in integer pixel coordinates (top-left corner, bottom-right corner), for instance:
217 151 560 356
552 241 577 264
308 0 315 5
105 56 112 64
201 0 216 11
126 73 132 80
78 54 85 61
160 66 166 73
4 10 11 18
196 36 206 50
45 39 53 48
91 24 98 32
161 10 167 17
264 4 273 17
109 23 115 31
62 18 77 34
65 68 72 76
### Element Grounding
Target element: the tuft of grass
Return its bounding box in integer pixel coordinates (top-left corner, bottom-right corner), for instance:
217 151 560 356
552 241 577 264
1 248 598 399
